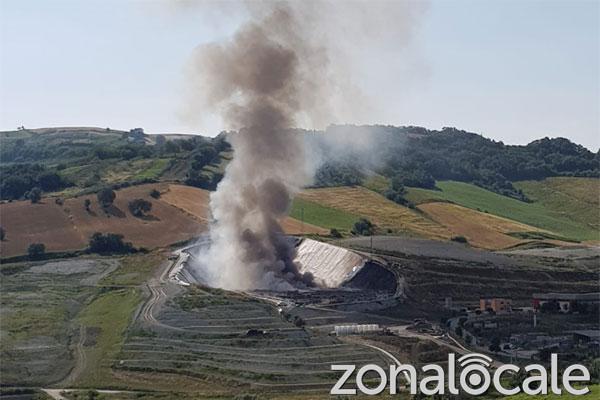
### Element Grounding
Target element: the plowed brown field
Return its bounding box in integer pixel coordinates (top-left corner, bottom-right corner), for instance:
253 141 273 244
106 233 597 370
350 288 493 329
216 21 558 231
0 183 324 257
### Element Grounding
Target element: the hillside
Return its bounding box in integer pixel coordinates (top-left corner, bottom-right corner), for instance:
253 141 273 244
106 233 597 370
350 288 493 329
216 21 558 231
405 179 599 241
290 185 577 250
0 183 324 258
0 127 229 201
1 125 597 252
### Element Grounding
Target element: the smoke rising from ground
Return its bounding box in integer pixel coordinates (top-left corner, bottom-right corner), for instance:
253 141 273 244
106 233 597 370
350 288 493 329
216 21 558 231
186 1 426 290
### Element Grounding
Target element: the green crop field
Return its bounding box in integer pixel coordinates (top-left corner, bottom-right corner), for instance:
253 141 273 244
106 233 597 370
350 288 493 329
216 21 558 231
290 197 359 232
514 177 599 238
405 180 599 241
132 158 170 180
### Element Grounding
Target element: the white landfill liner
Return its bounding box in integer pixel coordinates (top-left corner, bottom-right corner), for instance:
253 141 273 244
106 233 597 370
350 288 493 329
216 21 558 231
294 238 366 288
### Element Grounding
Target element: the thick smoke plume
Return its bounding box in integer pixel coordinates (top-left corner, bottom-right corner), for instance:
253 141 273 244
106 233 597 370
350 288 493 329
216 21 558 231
187 1 426 290
189 4 329 290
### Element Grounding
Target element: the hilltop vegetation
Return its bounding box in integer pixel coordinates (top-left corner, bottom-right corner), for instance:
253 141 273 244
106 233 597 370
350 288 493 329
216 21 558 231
0 127 230 200
310 125 599 201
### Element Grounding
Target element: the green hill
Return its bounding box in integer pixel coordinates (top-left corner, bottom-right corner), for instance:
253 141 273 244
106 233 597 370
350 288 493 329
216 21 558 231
405 179 599 241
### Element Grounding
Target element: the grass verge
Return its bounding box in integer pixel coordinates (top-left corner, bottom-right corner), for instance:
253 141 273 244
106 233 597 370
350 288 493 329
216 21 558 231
75 288 143 388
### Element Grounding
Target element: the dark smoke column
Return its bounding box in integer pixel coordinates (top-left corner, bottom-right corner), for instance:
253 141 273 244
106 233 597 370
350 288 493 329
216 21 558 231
190 5 322 290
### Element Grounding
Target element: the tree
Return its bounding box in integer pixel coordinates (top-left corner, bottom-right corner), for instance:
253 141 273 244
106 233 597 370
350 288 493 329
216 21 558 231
27 243 46 260
330 228 342 238
455 326 463 337
155 135 166 146
164 140 180 154
451 236 468 244
27 187 42 203
0 226 5 241
97 188 116 208
88 232 134 254
84 199 91 212
384 175 408 205
149 189 161 199
128 199 152 217
351 218 375 236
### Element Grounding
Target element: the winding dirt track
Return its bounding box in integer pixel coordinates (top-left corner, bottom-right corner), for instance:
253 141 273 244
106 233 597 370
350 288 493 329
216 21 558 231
57 325 87 387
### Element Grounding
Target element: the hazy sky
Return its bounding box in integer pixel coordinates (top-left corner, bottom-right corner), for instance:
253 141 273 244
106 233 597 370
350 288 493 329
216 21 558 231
0 0 598 150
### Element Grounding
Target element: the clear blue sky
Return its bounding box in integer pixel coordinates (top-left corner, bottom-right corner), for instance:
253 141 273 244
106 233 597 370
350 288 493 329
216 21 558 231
0 0 598 150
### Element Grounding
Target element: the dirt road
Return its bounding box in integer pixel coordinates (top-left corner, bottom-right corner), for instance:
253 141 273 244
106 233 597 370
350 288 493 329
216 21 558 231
57 325 87 387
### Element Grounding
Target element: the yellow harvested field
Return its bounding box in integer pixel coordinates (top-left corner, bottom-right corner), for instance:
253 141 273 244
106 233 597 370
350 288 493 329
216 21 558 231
160 184 211 222
279 217 329 235
298 186 453 240
163 184 327 235
418 202 548 250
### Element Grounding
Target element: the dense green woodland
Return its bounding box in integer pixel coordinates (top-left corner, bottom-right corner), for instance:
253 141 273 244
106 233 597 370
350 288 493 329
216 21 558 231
0 125 597 202
309 125 598 201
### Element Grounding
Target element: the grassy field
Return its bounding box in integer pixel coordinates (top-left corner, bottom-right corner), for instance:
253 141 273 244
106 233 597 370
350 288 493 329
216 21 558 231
297 186 452 239
405 179 599 241
289 197 359 233
75 288 143 387
515 177 599 240
131 158 170 181
99 252 163 286
362 173 390 193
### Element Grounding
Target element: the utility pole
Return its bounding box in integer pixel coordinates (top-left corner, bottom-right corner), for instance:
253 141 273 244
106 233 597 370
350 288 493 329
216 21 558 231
301 206 304 236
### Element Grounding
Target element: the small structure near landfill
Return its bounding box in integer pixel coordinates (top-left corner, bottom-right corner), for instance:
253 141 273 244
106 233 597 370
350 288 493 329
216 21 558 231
334 324 381 336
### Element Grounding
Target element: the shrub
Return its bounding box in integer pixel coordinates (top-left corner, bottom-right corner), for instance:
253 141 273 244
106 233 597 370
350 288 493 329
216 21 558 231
84 199 91 211
97 188 116 208
27 243 46 260
330 228 342 238
293 316 306 328
88 232 134 254
27 187 42 203
149 189 161 199
351 218 375 236
451 235 468 244
128 199 152 217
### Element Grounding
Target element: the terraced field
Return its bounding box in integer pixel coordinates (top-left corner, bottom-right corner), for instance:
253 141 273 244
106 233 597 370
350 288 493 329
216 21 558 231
0 258 120 386
297 186 452 240
118 287 388 392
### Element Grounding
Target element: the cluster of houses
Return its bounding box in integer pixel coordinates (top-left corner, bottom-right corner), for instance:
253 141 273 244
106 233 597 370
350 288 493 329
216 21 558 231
474 292 599 314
